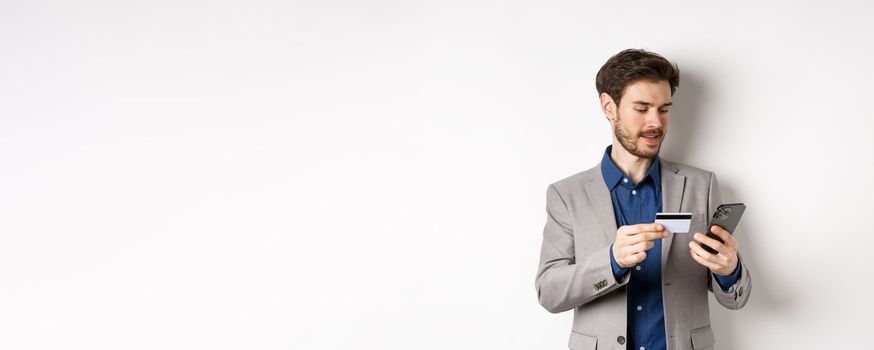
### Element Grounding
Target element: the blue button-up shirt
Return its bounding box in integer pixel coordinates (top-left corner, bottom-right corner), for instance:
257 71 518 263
601 145 740 350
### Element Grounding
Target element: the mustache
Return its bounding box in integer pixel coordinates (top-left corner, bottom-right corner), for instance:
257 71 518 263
639 129 664 137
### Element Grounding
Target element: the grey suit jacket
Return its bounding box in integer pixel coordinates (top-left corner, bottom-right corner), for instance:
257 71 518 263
535 158 751 350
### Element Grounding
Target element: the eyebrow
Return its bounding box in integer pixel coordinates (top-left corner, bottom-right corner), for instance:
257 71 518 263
632 100 673 107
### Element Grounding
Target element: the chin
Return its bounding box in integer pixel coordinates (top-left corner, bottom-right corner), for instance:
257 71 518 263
635 143 661 158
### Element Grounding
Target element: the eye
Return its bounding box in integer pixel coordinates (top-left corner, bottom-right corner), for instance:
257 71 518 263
659 109 669 114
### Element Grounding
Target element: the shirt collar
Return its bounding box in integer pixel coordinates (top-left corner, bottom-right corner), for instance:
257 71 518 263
600 145 662 191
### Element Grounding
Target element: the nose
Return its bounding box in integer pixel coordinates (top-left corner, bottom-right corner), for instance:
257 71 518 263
644 109 663 128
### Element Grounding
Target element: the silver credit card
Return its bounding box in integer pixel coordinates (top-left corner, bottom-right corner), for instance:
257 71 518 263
655 213 692 233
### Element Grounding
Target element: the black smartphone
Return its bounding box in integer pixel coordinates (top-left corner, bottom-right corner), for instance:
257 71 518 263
700 203 746 254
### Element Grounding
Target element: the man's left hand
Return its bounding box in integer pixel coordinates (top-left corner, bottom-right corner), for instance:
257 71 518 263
688 225 739 276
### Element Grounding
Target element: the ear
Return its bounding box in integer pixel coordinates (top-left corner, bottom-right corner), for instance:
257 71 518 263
600 92 617 121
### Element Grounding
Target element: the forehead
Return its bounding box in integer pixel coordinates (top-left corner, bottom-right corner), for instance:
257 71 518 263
621 79 672 105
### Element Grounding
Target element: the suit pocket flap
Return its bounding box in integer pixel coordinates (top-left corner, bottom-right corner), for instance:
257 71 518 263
568 330 597 350
691 326 715 349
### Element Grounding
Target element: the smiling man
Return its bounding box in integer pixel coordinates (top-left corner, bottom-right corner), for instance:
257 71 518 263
535 49 751 350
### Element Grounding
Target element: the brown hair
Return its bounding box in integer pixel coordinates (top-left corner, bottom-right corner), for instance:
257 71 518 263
595 49 680 107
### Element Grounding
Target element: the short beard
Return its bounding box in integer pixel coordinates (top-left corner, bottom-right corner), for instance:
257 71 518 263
613 110 664 159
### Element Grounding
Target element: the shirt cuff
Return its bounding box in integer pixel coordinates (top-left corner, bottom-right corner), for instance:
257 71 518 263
713 262 742 292
609 243 629 282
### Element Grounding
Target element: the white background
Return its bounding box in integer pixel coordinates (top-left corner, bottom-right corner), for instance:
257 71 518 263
1 1 872 349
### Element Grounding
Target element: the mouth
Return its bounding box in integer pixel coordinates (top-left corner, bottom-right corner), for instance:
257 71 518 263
640 134 662 145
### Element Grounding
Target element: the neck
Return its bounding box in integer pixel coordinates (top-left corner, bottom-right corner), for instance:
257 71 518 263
610 141 653 184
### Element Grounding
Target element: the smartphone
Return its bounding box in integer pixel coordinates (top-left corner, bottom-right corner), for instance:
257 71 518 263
700 203 746 254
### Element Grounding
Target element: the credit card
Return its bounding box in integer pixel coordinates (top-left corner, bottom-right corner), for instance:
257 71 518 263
655 213 692 233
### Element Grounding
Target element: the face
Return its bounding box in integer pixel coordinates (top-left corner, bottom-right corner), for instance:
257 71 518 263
608 79 672 158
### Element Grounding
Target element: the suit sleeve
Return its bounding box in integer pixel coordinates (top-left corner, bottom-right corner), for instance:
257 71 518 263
706 172 752 310
535 184 629 313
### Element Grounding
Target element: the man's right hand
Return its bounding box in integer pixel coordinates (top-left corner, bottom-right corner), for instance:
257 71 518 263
612 223 669 269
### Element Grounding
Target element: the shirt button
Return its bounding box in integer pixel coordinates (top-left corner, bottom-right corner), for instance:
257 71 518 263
632 190 637 195
617 336 626 345
623 178 629 183
635 266 642 271
636 305 642 311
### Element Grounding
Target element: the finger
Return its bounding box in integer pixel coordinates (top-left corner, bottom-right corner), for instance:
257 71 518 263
645 240 655 251
626 230 668 244
712 226 738 248
690 248 720 271
618 244 635 257
620 224 661 236
688 240 718 263
710 225 734 243
638 223 663 233
617 225 634 236
692 241 733 270
619 242 651 260
624 251 646 266
617 252 633 267
616 225 633 237
626 241 654 254
692 233 728 255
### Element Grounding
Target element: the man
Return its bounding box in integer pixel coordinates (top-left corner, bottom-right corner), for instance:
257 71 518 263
535 49 751 350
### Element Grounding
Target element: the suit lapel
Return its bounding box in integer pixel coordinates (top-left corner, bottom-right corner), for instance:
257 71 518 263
585 165 618 242
660 159 686 265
